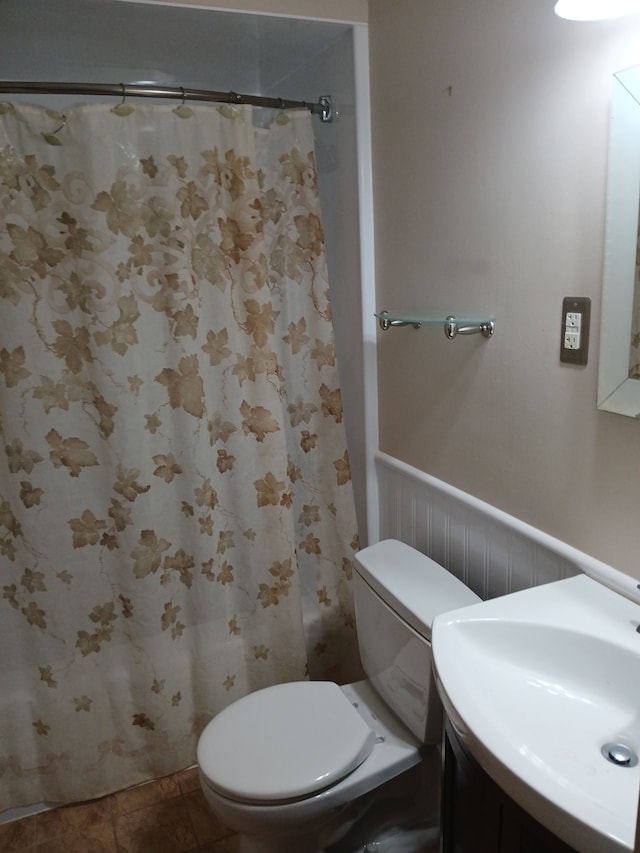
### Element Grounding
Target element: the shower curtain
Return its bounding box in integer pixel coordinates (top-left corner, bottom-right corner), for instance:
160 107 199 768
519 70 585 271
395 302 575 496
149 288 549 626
0 100 360 810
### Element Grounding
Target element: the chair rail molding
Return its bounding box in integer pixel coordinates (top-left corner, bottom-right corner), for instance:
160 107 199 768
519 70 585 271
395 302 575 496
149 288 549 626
376 451 638 603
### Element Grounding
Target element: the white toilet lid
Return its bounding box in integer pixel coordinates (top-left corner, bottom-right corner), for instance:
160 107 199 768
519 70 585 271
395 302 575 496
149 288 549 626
197 681 376 803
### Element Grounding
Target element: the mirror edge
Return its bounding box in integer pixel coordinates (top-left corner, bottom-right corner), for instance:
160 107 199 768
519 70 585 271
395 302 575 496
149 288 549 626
597 68 640 418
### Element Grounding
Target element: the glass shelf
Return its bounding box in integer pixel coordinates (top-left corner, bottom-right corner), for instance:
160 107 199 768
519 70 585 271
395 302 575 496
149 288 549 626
375 311 495 339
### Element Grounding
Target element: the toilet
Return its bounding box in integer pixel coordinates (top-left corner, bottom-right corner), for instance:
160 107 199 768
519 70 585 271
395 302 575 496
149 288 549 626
197 538 480 853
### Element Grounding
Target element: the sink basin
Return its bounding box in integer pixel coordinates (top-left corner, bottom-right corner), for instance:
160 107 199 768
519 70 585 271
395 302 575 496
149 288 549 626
432 573 640 852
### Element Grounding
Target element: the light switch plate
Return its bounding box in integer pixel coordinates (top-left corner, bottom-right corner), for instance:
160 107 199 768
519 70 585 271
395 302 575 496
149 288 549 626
560 296 590 366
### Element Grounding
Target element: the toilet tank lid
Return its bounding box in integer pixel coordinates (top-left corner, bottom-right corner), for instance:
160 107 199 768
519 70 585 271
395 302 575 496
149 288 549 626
197 681 376 803
354 539 481 639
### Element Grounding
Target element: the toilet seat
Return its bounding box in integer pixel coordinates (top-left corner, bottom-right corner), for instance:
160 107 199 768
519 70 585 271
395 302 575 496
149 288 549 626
197 681 376 804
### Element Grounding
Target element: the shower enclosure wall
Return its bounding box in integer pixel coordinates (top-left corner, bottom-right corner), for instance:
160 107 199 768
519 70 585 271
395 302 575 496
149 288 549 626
0 0 375 543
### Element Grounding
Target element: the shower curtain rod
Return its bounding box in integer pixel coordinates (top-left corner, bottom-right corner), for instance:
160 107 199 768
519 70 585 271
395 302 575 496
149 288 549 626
0 81 333 122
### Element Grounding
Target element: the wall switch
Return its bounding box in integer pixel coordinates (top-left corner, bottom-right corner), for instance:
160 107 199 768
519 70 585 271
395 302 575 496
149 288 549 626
560 296 590 365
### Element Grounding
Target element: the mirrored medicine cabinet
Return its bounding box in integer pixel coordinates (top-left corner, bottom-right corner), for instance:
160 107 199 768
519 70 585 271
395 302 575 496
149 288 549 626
598 64 640 418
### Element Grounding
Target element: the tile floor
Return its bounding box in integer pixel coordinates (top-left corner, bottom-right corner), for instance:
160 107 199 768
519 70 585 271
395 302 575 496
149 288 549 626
0 766 240 853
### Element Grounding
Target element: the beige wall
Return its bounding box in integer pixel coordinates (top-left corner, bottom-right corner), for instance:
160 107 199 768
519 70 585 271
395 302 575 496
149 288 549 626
369 0 640 579
119 0 367 22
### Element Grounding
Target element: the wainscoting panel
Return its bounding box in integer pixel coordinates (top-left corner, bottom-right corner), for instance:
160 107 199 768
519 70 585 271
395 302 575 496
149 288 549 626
376 451 638 602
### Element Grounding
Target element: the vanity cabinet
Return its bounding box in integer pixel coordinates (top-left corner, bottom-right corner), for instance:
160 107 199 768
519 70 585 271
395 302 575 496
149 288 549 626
443 721 577 853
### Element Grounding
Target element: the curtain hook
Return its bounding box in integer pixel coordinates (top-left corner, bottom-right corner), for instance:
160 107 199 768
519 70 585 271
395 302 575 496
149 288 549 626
275 97 290 125
112 83 134 116
173 86 193 119
276 98 289 124
42 113 66 145
52 114 66 135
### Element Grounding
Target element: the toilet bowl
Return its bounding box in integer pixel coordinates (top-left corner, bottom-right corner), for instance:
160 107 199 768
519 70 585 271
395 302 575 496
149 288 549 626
197 539 481 853
198 680 423 852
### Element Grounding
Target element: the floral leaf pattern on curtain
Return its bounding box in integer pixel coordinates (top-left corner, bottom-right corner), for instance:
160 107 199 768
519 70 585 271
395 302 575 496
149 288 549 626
0 102 360 810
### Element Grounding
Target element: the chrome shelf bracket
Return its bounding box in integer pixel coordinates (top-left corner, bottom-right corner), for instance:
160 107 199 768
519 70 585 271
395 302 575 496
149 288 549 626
377 311 422 331
443 316 495 339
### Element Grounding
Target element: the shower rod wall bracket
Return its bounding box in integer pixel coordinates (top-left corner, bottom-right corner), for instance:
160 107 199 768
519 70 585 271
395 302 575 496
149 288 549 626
376 311 496 339
318 96 333 123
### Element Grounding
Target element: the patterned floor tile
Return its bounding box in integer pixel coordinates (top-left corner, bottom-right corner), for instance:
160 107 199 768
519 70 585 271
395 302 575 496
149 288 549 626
0 769 240 853
174 767 201 796
0 814 38 851
113 795 197 853
111 776 181 818
35 820 117 853
182 790 231 845
35 798 114 842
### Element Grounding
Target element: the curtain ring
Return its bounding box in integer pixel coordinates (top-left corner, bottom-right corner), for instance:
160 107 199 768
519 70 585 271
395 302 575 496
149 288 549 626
120 83 126 105
51 114 66 135
180 86 186 105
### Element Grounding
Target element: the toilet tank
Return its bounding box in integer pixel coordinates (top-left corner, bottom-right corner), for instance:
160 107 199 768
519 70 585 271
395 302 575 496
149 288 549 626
353 539 480 744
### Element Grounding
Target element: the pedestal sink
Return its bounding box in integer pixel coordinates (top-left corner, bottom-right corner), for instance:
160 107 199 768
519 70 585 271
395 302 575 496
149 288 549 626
432 574 640 852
